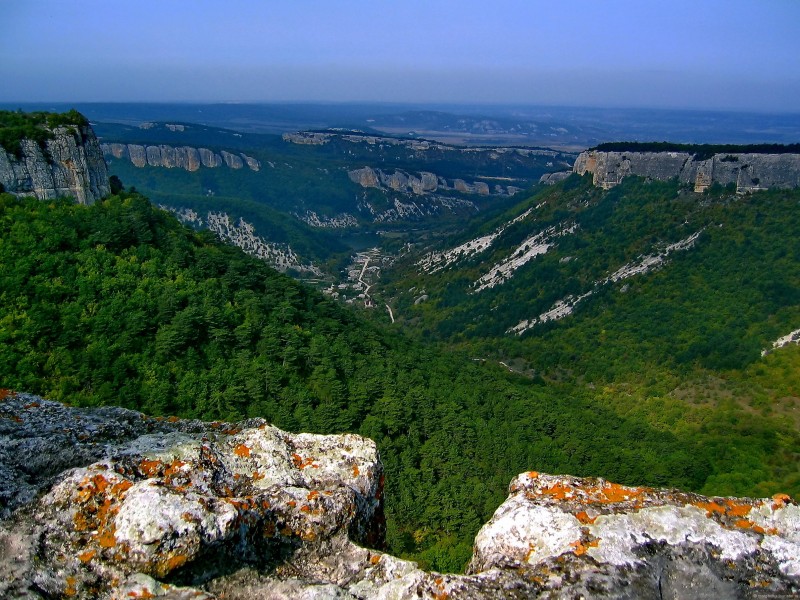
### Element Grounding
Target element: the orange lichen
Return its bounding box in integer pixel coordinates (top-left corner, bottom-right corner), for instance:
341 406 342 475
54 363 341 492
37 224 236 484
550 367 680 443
163 460 187 479
127 590 155 599
0 389 16 401
165 554 188 571
252 470 265 481
772 493 792 509
234 444 251 458
96 524 118 548
23 401 40 409
300 505 311 513
292 453 316 469
724 500 753 518
539 481 574 501
138 459 162 477
167 416 180 423
78 549 96 563
570 539 599 556
575 510 597 524
370 554 381 565
222 427 241 435
65 576 78 597
287 500 297 508
112 480 133 495
694 500 726 516
352 465 360 477
598 483 644 503
307 490 320 500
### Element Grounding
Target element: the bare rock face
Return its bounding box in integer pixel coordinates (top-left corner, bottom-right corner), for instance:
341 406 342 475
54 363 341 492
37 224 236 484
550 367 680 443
575 150 800 192
220 150 244 169
198 148 222 168
0 125 110 204
128 144 148 168
1 393 798 599
103 144 259 173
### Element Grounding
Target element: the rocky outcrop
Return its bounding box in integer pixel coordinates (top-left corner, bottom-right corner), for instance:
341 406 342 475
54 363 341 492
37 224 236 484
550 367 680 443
539 171 571 185
0 125 110 204
101 143 260 172
162 206 322 276
2 392 798 599
574 150 800 192
348 167 504 196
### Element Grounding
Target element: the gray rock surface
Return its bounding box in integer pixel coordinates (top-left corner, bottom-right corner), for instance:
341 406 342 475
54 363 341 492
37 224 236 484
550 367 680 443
0 124 110 204
1 392 798 599
102 143 259 172
575 150 800 192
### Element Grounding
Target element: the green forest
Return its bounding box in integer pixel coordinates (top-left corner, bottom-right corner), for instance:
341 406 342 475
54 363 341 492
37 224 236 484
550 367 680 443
593 141 800 160
0 109 88 158
2 187 799 572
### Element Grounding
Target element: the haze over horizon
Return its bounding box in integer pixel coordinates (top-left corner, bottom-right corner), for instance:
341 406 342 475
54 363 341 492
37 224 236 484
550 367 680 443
1 0 799 113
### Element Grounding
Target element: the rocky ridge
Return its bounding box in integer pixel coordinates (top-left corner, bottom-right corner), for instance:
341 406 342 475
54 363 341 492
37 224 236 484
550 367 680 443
574 150 800 192
102 143 260 172
1 391 798 599
0 124 110 204
162 206 322 276
348 166 515 197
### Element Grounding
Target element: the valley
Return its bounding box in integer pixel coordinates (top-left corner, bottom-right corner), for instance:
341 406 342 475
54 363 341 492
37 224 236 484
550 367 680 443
2 108 800 578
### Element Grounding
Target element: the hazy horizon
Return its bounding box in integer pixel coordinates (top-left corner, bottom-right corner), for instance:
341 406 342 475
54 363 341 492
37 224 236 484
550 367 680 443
2 1 799 113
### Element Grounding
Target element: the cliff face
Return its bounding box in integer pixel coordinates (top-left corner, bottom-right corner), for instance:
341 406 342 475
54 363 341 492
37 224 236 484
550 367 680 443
574 150 800 192
2 392 799 599
102 142 260 172
0 125 110 204
348 166 510 196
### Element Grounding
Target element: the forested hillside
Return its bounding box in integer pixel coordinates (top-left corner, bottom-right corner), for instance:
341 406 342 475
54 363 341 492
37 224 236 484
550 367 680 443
5 191 796 572
376 174 800 501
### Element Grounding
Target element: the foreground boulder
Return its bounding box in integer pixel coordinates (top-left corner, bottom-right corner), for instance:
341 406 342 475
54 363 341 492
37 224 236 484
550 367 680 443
1 392 798 599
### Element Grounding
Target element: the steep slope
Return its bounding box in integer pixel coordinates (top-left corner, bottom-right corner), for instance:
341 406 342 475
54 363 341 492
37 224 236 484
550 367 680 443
378 174 800 497
384 174 800 368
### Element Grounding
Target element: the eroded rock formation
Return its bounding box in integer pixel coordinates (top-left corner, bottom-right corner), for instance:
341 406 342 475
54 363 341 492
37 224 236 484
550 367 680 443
101 143 260 172
0 125 110 204
1 392 798 599
348 167 502 196
574 150 800 192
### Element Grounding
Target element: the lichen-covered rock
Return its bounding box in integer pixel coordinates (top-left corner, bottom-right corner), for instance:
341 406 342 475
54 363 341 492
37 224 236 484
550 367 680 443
0 392 384 599
1 392 798 599
469 471 800 597
0 124 109 204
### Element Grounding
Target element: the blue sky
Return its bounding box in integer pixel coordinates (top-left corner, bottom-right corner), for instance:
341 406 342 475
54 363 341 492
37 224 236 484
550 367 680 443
1 0 799 111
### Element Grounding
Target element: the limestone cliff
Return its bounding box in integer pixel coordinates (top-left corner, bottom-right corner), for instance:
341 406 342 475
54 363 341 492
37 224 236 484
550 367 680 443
0 124 110 204
102 142 260 173
1 392 798 599
348 166 509 196
574 149 800 192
